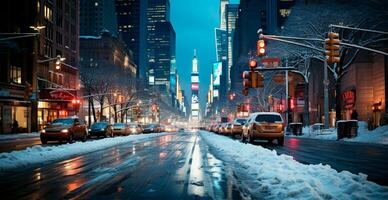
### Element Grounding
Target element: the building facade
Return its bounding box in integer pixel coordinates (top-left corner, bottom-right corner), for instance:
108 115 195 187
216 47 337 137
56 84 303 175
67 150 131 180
80 0 118 37
0 0 80 133
191 50 200 122
115 0 148 79
146 0 176 93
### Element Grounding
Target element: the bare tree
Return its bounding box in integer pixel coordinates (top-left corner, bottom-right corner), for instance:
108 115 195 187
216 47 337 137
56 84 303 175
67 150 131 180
267 0 388 121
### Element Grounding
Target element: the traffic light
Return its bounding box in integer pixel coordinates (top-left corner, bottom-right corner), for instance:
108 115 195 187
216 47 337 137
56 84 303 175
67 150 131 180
55 60 61 70
257 39 266 56
249 59 257 69
243 71 263 88
325 32 340 64
257 72 264 88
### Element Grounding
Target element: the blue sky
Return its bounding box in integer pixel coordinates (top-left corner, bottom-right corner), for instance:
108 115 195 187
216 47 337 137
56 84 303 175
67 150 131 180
170 0 239 115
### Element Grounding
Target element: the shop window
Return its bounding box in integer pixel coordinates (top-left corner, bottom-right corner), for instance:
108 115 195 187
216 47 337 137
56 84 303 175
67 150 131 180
12 106 28 132
9 65 22 84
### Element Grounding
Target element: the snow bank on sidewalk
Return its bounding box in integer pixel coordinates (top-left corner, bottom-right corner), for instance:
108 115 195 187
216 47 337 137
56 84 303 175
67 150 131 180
0 132 39 141
200 131 388 200
0 133 170 171
291 121 388 145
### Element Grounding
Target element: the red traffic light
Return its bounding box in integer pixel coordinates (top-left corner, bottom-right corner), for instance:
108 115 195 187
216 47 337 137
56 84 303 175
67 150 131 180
257 40 266 56
249 59 257 69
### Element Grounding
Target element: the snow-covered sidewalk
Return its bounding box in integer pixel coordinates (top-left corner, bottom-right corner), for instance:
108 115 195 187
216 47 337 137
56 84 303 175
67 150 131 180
0 132 40 141
288 122 388 145
200 131 388 199
0 132 171 171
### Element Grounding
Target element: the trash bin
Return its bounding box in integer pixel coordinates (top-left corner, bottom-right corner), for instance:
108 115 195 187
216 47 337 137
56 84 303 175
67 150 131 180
289 123 303 136
337 120 358 140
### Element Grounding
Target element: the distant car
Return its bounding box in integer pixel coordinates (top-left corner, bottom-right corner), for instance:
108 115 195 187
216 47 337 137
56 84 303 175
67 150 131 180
241 112 285 145
89 122 113 138
230 118 247 138
165 125 177 132
128 123 143 134
225 123 233 135
219 123 229 135
40 117 88 144
142 124 161 133
178 128 185 132
112 123 131 136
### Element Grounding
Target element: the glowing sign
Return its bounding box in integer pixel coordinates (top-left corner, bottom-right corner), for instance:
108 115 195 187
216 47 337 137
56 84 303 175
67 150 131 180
149 76 155 84
213 62 222 86
213 89 219 98
191 75 199 83
192 103 199 110
191 83 199 90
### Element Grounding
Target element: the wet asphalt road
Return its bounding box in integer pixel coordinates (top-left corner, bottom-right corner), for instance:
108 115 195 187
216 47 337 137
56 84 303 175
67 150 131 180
0 132 245 200
0 132 387 199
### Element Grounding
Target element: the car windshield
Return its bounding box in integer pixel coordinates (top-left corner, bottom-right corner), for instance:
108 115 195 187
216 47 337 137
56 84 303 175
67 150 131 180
129 124 138 128
113 123 126 128
144 124 156 128
51 118 74 125
236 119 246 124
255 115 282 123
91 122 107 129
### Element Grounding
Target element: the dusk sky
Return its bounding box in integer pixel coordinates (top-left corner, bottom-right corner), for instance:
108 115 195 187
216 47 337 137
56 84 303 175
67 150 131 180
171 0 239 113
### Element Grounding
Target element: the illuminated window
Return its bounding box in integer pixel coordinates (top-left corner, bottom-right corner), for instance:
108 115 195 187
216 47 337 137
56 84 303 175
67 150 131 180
9 66 22 84
44 5 53 21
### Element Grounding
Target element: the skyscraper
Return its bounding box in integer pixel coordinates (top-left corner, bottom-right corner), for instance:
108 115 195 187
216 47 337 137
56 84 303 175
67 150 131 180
115 0 148 79
146 0 176 92
215 28 228 62
191 50 200 122
226 4 239 88
80 0 118 36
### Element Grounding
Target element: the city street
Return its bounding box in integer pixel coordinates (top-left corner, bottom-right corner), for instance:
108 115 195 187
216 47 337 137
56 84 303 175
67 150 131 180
0 132 245 200
0 131 387 199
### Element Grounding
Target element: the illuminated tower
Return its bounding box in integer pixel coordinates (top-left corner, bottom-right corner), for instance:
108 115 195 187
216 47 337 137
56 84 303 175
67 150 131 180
191 49 200 122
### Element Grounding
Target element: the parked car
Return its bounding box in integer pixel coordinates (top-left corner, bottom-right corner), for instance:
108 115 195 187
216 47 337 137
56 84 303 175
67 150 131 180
89 122 113 138
112 123 131 136
230 118 247 138
40 117 88 144
219 123 229 135
128 123 143 134
142 124 161 133
241 112 285 145
225 123 233 135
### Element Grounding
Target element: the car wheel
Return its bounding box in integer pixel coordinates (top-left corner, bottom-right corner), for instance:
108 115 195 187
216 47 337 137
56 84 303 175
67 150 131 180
248 132 254 144
41 139 47 144
240 134 246 143
68 134 74 144
81 133 87 142
278 137 284 146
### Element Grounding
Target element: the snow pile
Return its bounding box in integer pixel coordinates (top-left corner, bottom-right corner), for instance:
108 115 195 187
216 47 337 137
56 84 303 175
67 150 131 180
0 132 171 171
291 121 388 145
0 132 39 141
200 131 388 199
344 122 388 145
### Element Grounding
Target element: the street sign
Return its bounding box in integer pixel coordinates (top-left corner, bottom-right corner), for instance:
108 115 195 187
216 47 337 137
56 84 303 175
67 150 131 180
261 57 281 68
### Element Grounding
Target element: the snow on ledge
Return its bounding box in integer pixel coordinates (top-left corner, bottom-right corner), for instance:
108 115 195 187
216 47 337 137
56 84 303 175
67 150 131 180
0 132 171 171
199 131 388 199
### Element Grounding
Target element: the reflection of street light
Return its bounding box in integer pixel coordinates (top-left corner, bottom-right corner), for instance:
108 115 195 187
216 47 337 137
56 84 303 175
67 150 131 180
30 26 46 31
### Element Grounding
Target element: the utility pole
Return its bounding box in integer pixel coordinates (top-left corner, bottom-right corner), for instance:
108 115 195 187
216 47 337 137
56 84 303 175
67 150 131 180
323 60 329 129
285 59 289 129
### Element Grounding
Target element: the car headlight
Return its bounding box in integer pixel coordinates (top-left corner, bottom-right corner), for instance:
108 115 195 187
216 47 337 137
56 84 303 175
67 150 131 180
60 129 69 133
101 128 105 131
41 129 46 133
131 128 137 132
88 129 91 131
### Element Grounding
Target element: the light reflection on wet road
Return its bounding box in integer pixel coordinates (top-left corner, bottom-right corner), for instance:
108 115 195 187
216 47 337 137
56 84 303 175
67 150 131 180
0 133 246 200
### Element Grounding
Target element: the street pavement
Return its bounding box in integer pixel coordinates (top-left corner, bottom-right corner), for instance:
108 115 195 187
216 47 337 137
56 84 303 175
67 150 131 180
0 131 387 199
0 132 245 200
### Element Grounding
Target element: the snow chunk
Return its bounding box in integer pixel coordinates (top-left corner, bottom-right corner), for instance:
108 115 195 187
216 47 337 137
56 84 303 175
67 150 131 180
0 133 171 171
200 131 388 199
